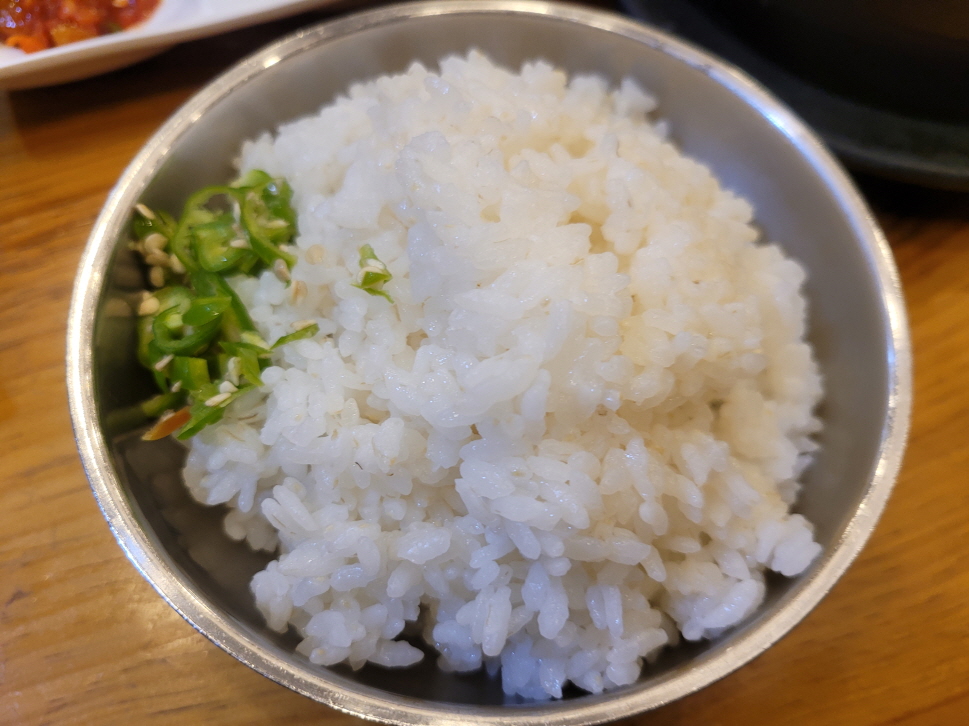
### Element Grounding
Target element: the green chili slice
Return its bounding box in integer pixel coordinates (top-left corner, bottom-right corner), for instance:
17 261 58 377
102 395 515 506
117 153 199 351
152 307 221 355
133 207 177 240
176 383 255 440
193 216 253 273
154 285 194 313
171 356 211 392
230 169 272 189
189 270 256 341
136 315 155 369
271 323 319 350
182 296 231 328
170 186 240 272
220 341 268 387
141 390 188 418
352 244 393 302
240 188 297 268
128 169 307 439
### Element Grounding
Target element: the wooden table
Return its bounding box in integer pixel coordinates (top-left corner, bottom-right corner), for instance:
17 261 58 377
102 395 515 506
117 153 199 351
2 7 968 726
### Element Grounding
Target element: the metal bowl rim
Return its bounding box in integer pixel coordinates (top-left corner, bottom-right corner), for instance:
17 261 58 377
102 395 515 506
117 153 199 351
66 1 912 723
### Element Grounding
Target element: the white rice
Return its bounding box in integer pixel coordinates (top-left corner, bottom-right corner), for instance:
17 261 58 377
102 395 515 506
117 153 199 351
183 51 823 699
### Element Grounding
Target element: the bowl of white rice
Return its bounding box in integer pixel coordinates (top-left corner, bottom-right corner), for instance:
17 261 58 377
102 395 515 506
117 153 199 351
67 1 911 722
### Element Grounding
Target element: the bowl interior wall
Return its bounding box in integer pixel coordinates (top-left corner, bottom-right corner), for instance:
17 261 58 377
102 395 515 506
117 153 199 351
93 9 892 708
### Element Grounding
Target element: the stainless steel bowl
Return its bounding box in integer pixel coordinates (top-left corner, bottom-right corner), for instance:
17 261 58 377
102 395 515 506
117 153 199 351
67 1 912 722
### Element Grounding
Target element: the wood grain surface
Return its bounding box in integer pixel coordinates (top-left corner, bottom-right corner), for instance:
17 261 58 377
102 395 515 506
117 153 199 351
2 6 968 725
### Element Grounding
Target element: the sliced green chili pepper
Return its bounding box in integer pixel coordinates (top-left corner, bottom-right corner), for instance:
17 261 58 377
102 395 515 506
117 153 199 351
271 323 319 350
105 390 186 437
170 186 239 272
237 348 265 386
220 341 268 387
183 296 231 328
169 225 198 273
133 207 177 240
127 169 309 439
240 331 270 350
230 169 272 189
190 270 256 341
145 340 170 390
352 244 393 302
141 390 188 418
136 315 155 369
152 307 221 355
260 180 297 240
240 189 297 268
194 216 252 273
171 356 211 392
176 383 255 440
154 285 193 311
176 393 226 439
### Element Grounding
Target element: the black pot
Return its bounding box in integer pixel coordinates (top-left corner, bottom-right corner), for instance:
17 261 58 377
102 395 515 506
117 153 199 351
622 0 969 189
691 0 969 123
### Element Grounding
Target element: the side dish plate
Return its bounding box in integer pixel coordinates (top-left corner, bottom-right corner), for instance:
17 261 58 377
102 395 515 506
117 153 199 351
0 0 344 89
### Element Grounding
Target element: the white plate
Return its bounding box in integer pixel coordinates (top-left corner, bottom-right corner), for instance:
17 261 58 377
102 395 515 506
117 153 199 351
0 0 342 89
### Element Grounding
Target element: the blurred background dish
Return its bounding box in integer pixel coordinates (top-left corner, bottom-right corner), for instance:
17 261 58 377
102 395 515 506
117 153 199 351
621 0 969 190
1 0 162 54
0 0 352 89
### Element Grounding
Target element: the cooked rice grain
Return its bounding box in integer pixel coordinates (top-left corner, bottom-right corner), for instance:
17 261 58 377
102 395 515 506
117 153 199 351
183 51 823 699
